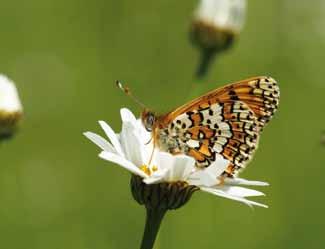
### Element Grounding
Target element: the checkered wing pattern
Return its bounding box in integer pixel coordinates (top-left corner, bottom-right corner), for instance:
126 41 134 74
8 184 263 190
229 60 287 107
156 76 280 176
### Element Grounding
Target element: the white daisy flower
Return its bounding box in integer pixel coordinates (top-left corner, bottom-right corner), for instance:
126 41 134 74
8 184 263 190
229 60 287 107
84 108 268 208
0 74 23 139
190 0 247 77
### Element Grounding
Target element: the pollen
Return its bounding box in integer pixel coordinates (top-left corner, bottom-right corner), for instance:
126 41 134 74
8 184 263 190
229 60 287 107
152 165 158 172
140 165 151 176
140 165 158 175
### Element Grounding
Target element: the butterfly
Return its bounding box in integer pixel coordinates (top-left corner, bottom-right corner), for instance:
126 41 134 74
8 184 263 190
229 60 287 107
118 76 280 177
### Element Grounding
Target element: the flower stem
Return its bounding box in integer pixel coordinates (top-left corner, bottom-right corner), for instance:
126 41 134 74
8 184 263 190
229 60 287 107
196 49 216 79
140 207 167 249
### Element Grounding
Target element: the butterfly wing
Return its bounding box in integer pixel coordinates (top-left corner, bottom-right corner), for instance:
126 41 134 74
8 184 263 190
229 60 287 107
159 76 279 130
156 76 279 176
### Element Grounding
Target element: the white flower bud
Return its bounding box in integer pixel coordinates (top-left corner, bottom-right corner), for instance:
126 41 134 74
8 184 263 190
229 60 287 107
0 75 23 139
190 0 247 77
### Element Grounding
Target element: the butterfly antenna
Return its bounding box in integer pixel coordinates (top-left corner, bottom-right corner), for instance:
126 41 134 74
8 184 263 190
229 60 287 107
116 80 147 109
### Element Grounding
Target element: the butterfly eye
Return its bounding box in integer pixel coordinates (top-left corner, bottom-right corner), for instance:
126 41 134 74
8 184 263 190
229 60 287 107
145 113 155 132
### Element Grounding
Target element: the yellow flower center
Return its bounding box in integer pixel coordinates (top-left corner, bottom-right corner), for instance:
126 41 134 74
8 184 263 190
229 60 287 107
140 165 158 176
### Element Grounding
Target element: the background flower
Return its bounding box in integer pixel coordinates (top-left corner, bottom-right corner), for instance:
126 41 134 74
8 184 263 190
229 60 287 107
0 74 23 140
190 0 247 77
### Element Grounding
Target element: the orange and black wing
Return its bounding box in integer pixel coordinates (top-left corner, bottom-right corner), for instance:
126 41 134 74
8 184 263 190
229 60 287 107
157 76 280 176
160 76 279 130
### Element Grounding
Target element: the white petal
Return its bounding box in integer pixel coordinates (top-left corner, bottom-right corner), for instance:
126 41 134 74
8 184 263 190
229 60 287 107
120 121 146 166
83 132 116 153
135 119 153 143
188 169 218 187
140 142 155 166
207 155 230 176
201 187 268 208
156 152 195 181
99 121 124 156
188 155 229 187
0 74 23 112
122 114 154 164
99 151 148 178
130 120 154 165
120 108 137 124
224 177 269 186
155 152 174 172
215 186 265 197
172 155 196 180
143 168 170 185
194 0 246 33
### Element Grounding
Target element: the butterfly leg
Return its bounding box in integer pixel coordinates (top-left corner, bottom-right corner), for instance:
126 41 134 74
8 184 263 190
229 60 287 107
148 142 156 166
145 136 153 145
217 163 237 186
169 150 183 155
217 175 225 186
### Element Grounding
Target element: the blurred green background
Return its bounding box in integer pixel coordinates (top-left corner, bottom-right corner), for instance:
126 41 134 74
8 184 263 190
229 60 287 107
1 0 325 248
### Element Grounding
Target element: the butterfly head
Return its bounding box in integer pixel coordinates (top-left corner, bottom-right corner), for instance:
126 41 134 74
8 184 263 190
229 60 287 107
141 109 157 132
116 80 155 132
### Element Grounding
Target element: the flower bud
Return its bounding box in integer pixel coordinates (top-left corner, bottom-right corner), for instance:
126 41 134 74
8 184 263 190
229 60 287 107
190 0 246 77
0 75 23 140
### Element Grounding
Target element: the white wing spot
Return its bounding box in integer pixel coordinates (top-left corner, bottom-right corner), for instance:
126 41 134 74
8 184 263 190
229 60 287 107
212 143 223 153
186 139 200 149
